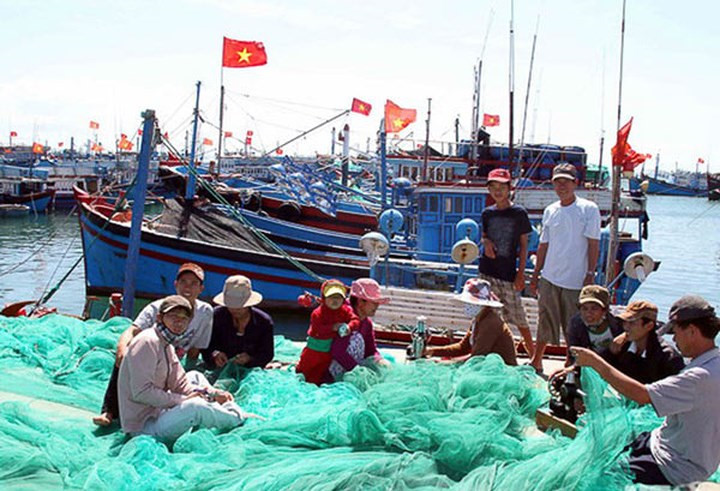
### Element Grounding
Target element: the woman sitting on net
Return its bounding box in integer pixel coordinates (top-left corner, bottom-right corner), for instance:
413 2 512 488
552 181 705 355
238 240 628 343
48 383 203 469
118 295 257 443
424 278 518 365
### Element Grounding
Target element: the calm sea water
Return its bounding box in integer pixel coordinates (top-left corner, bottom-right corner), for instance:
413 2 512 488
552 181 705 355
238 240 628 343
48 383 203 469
1 196 718 323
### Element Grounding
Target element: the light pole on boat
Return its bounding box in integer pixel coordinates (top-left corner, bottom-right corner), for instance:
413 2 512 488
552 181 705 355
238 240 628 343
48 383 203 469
122 109 156 317
186 81 202 200
605 0 627 286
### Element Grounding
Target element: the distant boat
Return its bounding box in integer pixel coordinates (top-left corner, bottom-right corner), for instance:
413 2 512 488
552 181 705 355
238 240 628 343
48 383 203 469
708 172 720 201
633 173 707 197
0 204 30 217
0 178 55 212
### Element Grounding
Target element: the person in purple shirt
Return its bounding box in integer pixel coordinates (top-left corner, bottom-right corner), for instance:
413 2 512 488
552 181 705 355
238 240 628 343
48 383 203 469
328 278 391 380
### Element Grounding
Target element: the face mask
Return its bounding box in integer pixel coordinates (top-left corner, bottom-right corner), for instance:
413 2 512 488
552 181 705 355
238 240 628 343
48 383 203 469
156 322 190 349
464 304 482 318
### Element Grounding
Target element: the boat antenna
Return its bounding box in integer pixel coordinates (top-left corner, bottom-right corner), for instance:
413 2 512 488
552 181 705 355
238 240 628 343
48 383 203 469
471 10 494 162
422 98 432 181
518 13 541 168
508 0 516 170
605 0 627 286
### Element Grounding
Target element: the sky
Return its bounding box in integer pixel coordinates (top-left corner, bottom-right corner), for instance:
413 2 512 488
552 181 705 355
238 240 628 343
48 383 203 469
1 0 719 172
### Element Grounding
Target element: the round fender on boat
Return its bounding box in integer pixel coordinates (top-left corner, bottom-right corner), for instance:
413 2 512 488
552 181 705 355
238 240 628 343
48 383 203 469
277 201 301 221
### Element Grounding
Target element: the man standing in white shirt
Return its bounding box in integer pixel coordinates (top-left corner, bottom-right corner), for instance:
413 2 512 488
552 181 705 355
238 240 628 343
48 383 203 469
93 262 214 426
529 164 601 373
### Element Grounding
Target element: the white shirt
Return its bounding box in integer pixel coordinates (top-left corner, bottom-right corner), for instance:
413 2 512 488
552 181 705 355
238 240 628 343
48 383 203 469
539 197 601 289
133 298 214 351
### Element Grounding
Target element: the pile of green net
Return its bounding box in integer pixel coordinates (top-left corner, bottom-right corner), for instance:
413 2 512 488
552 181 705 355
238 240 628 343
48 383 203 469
0 314 716 489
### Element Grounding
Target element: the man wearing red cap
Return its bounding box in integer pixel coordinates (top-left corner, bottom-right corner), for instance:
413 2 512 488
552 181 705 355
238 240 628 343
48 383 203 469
93 263 214 426
479 168 534 357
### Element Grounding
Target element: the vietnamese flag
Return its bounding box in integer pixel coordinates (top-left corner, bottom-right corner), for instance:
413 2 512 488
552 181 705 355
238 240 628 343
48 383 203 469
483 114 500 127
246 130 253 136
32 142 44 154
611 117 633 167
89 121 99 129
203 138 213 146
276 148 283 155
384 100 416 133
224 131 233 138
222 37 267 68
698 157 705 164
138 129 143 136
58 142 64 147
10 131 17 137
351 98 372 116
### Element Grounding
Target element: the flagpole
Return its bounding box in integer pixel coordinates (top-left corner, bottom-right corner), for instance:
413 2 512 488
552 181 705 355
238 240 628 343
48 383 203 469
422 98 431 182
605 0 627 286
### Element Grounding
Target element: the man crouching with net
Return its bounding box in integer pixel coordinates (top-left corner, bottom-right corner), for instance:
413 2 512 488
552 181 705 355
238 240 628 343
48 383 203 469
118 295 259 443
572 295 720 487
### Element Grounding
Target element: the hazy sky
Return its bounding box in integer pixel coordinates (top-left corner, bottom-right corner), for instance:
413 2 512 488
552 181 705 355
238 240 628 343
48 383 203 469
1 0 718 171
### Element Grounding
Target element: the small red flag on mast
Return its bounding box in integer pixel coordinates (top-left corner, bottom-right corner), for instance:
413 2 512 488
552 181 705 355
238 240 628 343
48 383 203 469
351 98 372 116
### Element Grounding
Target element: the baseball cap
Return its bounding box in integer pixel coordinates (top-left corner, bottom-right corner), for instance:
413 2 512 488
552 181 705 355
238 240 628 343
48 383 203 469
617 300 658 323
176 263 205 282
159 295 193 317
552 163 577 181
322 279 347 299
487 168 512 184
660 295 716 334
578 285 610 309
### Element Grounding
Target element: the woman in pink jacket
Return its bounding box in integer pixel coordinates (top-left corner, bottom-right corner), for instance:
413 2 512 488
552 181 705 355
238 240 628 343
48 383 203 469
117 295 254 442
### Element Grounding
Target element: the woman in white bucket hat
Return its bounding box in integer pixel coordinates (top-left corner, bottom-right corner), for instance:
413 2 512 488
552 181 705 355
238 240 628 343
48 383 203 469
425 278 518 366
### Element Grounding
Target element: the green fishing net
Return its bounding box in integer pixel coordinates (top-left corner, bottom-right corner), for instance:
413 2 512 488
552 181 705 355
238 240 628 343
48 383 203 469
0 314 717 490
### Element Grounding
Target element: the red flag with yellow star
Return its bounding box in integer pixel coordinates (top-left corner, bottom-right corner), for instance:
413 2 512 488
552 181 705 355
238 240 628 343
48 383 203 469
32 142 44 154
351 98 372 116
222 37 267 68
483 114 500 127
384 100 416 133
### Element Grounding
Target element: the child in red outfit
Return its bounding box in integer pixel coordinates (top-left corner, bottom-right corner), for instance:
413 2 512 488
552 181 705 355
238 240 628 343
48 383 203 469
296 280 359 385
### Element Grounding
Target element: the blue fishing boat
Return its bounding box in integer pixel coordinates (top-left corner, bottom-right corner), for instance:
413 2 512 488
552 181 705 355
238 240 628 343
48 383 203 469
0 178 55 212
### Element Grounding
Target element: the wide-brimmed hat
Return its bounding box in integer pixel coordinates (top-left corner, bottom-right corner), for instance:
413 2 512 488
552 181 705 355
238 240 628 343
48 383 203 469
176 262 205 282
659 295 715 334
454 278 503 308
159 295 193 317
350 278 390 305
578 285 610 309
617 300 658 323
214 275 263 308
552 163 577 181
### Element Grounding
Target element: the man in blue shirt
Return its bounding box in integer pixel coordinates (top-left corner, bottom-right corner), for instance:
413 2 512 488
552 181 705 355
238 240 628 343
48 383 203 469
572 295 720 486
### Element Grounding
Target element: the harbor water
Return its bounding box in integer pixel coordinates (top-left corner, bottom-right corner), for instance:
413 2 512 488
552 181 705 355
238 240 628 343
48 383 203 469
0 196 718 322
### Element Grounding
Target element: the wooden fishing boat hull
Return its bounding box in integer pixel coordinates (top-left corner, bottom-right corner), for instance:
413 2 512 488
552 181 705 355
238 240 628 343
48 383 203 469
77 200 370 308
0 189 55 212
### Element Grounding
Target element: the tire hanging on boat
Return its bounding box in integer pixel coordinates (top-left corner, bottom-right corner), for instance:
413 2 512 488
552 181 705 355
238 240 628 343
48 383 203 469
277 201 302 221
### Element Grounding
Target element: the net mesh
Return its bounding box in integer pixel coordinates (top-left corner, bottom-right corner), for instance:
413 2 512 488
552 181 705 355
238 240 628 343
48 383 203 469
0 314 717 489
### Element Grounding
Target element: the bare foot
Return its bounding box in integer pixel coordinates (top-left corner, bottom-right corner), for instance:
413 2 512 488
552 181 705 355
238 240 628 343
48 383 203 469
92 412 114 426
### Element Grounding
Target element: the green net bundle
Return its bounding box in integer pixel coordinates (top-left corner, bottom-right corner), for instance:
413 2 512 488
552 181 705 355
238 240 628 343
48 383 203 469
0 315 717 489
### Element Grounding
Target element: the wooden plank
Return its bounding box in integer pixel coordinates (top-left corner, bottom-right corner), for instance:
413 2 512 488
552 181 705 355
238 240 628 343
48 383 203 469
535 408 577 438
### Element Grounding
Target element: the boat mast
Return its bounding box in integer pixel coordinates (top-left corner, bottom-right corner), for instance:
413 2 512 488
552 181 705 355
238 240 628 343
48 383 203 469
508 0 516 169
605 0 627 286
186 81 202 200
216 83 225 171
471 61 482 162
122 109 156 317
597 51 606 185
422 98 431 181
519 14 540 166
